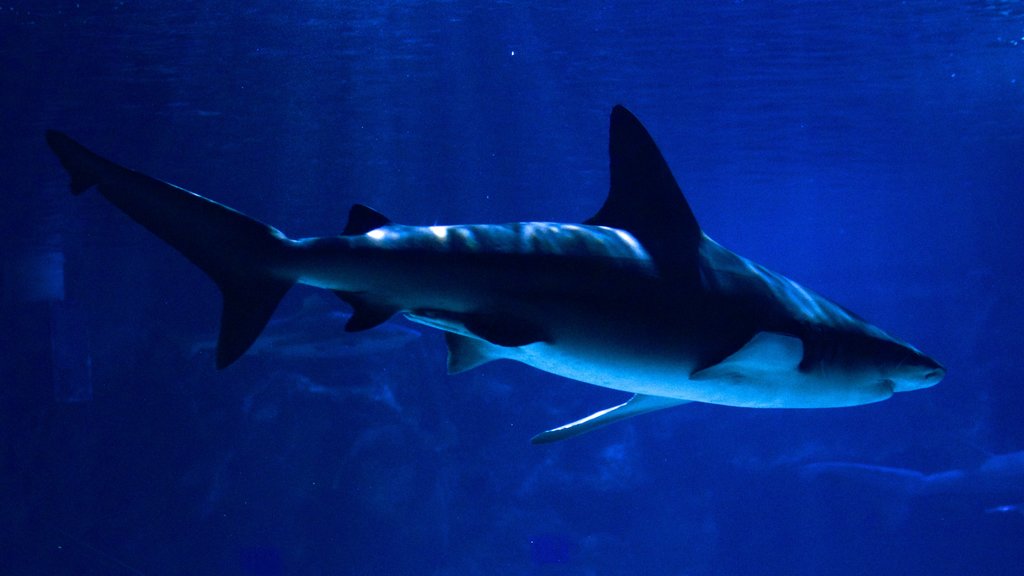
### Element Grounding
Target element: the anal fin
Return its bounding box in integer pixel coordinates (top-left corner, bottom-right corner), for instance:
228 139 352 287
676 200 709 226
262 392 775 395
335 292 398 332
445 332 505 374
531 394 691 444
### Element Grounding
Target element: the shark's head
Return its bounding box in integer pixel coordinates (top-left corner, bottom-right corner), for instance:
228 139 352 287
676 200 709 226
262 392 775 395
814 327 944 398
858 333 945 393
883 345 945 392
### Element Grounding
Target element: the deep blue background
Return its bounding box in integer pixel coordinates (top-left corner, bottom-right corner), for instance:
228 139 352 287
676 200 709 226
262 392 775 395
2 2 1023 574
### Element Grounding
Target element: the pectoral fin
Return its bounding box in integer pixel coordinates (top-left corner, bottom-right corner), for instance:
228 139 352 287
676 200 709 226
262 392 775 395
690 332 803 383
531 394 691 444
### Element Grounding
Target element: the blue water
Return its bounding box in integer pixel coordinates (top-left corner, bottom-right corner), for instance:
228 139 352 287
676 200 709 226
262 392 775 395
2 2 1023 574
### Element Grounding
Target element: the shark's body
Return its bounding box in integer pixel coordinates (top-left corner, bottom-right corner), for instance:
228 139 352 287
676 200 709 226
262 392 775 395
46 106 943 442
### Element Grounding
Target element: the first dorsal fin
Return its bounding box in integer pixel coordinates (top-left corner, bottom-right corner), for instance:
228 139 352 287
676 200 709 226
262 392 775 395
343 204 391 236
586 106 702 274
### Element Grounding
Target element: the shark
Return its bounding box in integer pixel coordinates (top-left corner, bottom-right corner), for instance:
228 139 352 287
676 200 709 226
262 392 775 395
801 452 1024 497
800 452 1024 512
45 105 944 443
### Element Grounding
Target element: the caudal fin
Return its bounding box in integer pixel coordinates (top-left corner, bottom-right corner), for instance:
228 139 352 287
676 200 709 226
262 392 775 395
45 131 295 368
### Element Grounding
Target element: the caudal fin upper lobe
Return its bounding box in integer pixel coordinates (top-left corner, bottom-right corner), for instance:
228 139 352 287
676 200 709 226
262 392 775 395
46 131 296 368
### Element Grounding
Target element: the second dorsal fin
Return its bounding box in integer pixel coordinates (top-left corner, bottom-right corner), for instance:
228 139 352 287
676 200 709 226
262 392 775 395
342 204 392 236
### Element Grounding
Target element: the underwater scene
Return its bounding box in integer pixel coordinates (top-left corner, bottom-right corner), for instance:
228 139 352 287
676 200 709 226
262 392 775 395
2 2 1023 575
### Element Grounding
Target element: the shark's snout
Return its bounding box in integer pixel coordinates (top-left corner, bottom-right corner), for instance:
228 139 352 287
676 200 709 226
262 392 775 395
918 353 945 388
922 366 945 387
890 354 944 392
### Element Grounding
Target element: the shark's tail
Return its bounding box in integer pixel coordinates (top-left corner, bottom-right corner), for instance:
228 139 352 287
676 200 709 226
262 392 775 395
45 131 295 368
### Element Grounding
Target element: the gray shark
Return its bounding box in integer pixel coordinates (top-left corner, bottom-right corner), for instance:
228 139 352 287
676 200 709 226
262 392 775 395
801 451 1024 500
45 106 944 443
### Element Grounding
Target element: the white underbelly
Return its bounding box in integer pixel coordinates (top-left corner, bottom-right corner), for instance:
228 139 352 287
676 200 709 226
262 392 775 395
513 342 894 409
